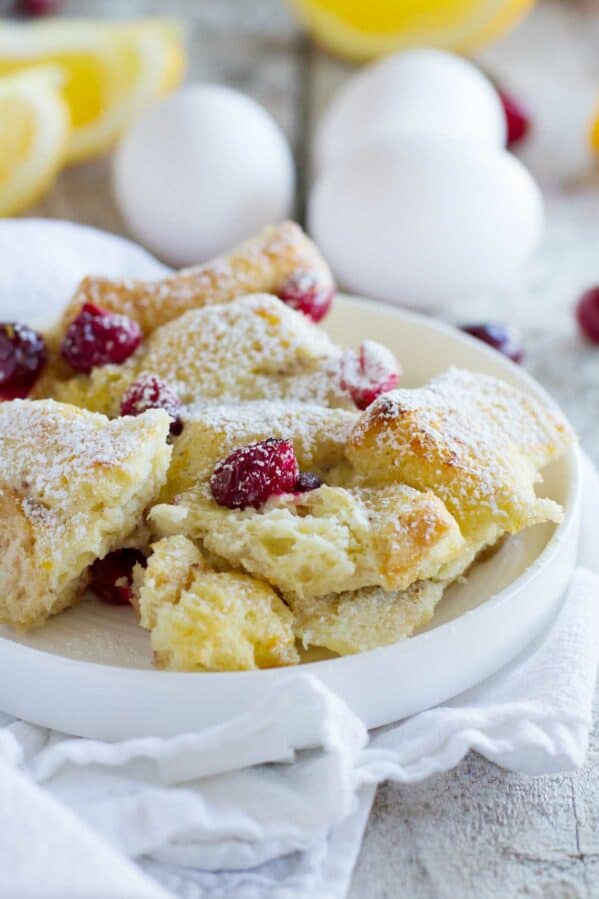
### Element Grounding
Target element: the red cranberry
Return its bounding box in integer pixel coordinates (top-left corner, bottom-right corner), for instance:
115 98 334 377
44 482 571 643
277 270 335 323
499 90 531 148
121 374 183 435
17 0 62 15
89 549 146 605
0 384 32 401
340 340 400 410
211 438 299 509
576 287 599 343
61 303 142 373
295 471 322 493
461 322 524 363
0 322 46 396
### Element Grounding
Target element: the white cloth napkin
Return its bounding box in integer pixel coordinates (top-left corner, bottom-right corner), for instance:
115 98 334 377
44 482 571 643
0 220 598 899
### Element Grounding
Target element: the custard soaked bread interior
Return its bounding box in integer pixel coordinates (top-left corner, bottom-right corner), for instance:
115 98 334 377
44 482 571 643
150 482 463 602
134 536 299 672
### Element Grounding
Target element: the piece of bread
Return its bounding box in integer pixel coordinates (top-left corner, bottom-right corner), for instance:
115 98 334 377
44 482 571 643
0 400 171 631
42 294 353 417
56 221 333 337
347 368 573 554
37 221 335 395
131 533 207 629
290 580 445 656
150 482 464 601
163 399 357 500
134 536 299 671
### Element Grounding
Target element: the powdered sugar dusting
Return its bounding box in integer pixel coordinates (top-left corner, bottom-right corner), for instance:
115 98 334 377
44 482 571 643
137 294 352 408
0 399 164 510
277 269 335 322
360 368 570 461
340 340 401 410
350 367 573 522
72 222 334 334
121 373 182 421
182 399 357 469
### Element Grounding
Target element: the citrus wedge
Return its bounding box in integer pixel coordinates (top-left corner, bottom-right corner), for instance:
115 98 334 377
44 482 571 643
0 67 69 216
590 104 599 156
0 19 186 164
288 0 535 62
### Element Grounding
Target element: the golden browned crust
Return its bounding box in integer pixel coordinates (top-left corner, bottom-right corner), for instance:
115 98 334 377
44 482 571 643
0 486 85 631
55 221 333 338
0 400 172 631
347 368 573 549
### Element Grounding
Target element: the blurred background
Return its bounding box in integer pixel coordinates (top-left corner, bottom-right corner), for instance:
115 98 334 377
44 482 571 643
1 0 599 443
2 1 597 239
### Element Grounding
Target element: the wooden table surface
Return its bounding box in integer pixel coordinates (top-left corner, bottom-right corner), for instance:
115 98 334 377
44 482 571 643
32 1 599 895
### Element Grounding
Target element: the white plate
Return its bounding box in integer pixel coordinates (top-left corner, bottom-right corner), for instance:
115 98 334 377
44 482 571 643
0 296 581 740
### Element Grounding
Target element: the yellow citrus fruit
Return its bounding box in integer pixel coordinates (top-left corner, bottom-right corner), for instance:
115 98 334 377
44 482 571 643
0 67 69 216
287 0 536 62
589 105 599 156
0 19 186 164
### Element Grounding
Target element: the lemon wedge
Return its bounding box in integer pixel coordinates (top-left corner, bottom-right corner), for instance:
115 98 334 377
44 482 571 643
0 19 186 164
288 0 535 62
0 67 69 216
590 105 599 156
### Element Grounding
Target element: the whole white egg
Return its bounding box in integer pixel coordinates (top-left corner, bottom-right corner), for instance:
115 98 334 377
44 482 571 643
112 84 295 267
314 49 506 174
308 132 543 307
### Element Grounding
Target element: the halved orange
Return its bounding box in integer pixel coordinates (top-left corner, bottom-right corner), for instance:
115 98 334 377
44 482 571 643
288 0 536 62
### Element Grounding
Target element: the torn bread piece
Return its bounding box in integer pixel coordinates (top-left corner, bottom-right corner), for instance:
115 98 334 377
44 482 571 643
290 581 445 656
163 400 358 501
134 536 299 671
347 368 573 559
150 483 464 602
56 221 333 337
42 295 354 417
0 400 171 631
131 533 206 629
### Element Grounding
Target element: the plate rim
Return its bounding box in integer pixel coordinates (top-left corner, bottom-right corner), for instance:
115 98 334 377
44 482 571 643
0 294 582 682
